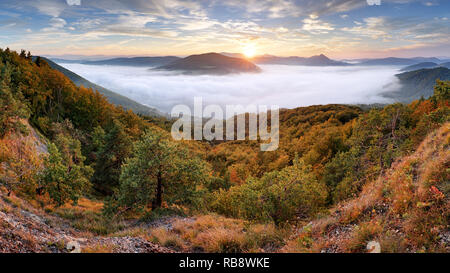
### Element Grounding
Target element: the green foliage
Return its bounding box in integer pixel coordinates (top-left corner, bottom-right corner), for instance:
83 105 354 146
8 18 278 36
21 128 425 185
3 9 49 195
430 79 450 103
112 128 210 212
212 158 328 224
91 120 133 195
41 137 93 206
0 62 29 137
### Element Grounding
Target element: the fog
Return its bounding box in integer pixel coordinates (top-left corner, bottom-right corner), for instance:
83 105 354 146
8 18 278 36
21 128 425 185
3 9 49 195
59 63 401 116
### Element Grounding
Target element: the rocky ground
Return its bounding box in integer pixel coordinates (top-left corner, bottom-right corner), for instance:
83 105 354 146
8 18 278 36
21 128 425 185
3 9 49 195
0 193 173 253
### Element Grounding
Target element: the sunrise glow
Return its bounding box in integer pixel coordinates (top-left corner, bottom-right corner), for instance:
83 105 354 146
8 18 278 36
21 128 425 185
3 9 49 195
242 44 257 58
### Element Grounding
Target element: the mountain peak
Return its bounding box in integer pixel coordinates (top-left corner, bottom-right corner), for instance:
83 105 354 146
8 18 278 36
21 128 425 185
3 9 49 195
155 52 261 75
311 54 330 60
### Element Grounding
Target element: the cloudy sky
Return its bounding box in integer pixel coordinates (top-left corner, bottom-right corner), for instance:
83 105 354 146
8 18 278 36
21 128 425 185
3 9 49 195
0 0 449 58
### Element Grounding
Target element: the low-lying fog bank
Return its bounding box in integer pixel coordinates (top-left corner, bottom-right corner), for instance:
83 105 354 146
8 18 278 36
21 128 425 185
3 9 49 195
59 63 401 115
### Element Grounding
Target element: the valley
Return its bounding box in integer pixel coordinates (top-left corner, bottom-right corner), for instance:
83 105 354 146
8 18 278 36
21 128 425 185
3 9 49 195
0 48 448 253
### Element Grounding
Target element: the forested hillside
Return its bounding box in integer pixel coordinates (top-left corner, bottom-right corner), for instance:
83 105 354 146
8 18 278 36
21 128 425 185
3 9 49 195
388 67 450 102
40 57 164 117
0 48 448 253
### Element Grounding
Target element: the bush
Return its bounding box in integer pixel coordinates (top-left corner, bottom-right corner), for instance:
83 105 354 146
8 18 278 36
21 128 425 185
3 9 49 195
212 158 328 223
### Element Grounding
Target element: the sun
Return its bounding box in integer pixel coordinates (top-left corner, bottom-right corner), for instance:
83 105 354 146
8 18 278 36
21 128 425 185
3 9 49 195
242 44 256 58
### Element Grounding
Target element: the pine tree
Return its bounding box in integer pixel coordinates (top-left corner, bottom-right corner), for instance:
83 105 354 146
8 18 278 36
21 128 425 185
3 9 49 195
91 120 133 195
41 139 93 206
115 128 209 211
0 65 29 137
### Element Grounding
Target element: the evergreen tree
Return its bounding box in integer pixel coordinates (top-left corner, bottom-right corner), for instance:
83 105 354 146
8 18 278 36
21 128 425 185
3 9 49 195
0 64 29 137
41 138 93 206
115 128 209 211
91 120 133 195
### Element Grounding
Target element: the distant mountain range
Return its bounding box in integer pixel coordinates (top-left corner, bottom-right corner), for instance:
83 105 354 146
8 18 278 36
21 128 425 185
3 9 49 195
358 57 449 66
384 67 450 102
50 54 450 71
400 62 450 72
154 53 262 75
52 56 181 67
360 57 422 66
251 54 351 66
38 57 165 117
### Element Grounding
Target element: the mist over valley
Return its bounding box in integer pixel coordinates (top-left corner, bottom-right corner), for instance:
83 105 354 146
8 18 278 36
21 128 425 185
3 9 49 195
58 62 402 115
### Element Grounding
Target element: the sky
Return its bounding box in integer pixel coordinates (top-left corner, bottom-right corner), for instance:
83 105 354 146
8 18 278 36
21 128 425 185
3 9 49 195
0 0 449 59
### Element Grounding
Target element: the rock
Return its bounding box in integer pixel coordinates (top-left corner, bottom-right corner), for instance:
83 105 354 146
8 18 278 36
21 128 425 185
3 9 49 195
67 241 81 253
366 241 381 253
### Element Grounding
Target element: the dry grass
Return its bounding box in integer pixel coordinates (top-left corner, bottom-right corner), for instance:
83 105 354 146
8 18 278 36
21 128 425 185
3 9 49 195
82 244 116 253
61 198 104 213
148 214 288 253
52 207 125 235
111 226 148 238
344 220 383 252
149 227 185 250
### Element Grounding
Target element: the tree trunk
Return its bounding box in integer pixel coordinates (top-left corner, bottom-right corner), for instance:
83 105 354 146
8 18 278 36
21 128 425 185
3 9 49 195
152 171 163 210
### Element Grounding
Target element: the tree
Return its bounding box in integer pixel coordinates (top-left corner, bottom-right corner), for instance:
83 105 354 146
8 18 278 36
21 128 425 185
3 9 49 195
0 64 29 137
41 139 93 206
91 120 133 195
115 128 209 212
430 80 449 103
0 138 42 196
212 157 328 224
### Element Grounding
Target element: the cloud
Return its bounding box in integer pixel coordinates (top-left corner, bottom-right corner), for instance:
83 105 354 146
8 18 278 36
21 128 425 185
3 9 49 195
179 19 218 31
72 18 105 30
66 0 81 6
3 0 449 58
42 17 67 32
341 15 450 44
222 0 367 18
341 17 390 39
29 0 67 17
302 15 335 34
50 17 67 28
69 12 178 38
57 63 399 115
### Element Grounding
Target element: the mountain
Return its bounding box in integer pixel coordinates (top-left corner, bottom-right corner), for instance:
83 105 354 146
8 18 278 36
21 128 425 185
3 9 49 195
360 57 421 66
440 62 450 69
400 62 439 72
384 67 450 102
81 56 181 67
360 57 444 66
410 57 442 63
220 52 245 58
155 52 262 75
251 54 351 66
48 58 86 64
38 57 165 117
53 56 181 67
